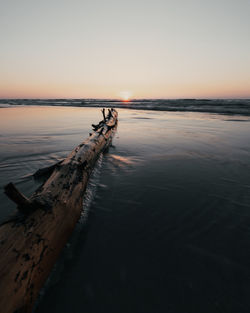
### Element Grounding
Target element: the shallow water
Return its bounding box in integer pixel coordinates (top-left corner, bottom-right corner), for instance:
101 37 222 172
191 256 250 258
1 106 250 312
0 106 101 221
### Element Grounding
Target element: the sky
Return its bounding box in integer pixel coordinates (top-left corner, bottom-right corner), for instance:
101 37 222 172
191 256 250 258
0 0 250 99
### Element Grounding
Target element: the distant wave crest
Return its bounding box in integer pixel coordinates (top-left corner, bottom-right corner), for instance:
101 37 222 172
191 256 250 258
1 98 250 115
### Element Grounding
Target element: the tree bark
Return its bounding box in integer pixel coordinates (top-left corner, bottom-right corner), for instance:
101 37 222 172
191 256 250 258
0 109 118 313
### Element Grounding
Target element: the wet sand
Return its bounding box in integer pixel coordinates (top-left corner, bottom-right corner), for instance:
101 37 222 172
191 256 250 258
1 106 250 312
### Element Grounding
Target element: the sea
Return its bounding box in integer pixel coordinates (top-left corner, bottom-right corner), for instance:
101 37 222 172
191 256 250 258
0 99 250 313
1 98 250 115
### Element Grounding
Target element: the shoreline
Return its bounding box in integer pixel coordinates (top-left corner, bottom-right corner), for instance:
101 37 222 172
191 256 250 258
1 99 250 116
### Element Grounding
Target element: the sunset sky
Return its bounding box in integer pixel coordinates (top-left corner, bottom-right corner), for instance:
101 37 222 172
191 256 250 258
0 0 250 99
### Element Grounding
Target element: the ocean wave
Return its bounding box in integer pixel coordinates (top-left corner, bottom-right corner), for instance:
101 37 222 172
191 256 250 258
1 98 250 115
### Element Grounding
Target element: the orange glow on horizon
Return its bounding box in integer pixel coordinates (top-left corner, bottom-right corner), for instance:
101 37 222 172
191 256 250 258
1 82 250 100
120 91 132 102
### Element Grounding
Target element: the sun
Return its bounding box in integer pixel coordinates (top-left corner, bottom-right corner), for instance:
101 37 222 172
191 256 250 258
120 91 132 102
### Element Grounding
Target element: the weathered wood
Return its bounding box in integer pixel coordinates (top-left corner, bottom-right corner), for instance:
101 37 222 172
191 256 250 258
33 160 63 180
0 109 118 313
4 183 33 214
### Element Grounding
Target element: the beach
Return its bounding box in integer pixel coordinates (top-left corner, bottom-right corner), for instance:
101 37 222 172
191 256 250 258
1 105 250 312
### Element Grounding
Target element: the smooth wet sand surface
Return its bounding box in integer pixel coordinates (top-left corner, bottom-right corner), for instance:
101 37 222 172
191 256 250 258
1 106 250 312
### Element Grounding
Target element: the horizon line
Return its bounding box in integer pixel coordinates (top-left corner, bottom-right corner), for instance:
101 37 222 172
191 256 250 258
1 97 250 101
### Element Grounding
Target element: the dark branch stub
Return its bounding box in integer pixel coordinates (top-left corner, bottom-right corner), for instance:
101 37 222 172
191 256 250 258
108 109 113 119
4 183 33 214
102 108 106 122
92 121 104 131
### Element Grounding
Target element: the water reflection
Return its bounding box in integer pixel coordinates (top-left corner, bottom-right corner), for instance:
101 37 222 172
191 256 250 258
36 108 250 313
1 106 250 312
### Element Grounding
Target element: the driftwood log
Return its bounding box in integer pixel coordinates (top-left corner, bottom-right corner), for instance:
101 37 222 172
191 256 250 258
0 109 118 313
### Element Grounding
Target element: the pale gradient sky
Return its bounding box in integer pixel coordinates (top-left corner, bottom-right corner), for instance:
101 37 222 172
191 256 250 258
0 0 250 99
